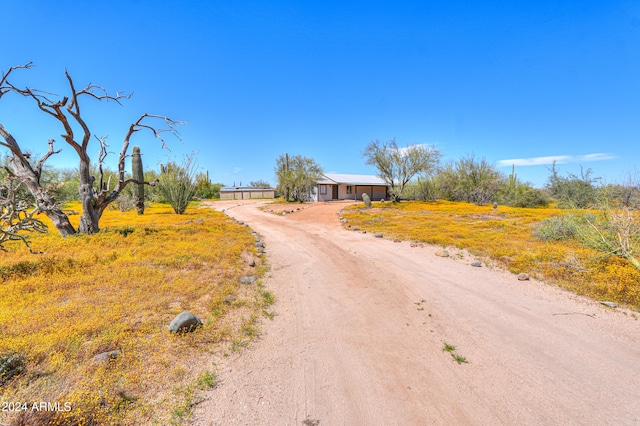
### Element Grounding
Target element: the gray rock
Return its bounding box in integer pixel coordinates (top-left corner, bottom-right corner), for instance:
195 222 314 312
471 261 482 267
169 311 202 333
394 239 401 243
0 351 26 384
248 259 256 267
375 233 383 238
435 249 449 257
353 226 360 231
93 350 120 363
241 275 257 285
224 295 238 305
601 301 617 308
341 218 348 223
256 241 264 248
517 273 530 281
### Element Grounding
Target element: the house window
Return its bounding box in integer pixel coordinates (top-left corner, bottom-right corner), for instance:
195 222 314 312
346 185 353 195
320 185 327 195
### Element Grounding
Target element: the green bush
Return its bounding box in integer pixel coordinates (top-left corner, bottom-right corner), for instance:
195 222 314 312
406 176 440 201
546 163 598 208
438 155 504 205
156 155 198 214
513 188 550 208
533 214 579 241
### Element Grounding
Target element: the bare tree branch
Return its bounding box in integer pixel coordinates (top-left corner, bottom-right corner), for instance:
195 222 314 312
0 62 34 98
95 135 111 195
35 139 62 180
0 177 47 253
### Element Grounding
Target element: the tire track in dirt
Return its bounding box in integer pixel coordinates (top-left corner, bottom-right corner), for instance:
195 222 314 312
192 200 640 426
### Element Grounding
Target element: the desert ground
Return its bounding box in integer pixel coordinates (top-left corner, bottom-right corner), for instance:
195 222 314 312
191 199 640 426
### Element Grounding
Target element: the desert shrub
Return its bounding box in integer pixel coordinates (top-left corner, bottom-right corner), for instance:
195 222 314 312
438 155 504 205
575 208 640 271
407 176 441 201
109 193 137 212
546 163 599 208
512 187 550 208
533 214 579 241
194 176 223 199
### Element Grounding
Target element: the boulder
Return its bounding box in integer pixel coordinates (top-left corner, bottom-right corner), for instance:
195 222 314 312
471 261 482 267
517 273 530 281
435 249 449 257
169 311 202 333
0 351 26 385
92 350 120 363
375 233 383 238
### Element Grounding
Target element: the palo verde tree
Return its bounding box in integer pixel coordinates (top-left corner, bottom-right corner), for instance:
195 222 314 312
275 153 323 202
362 138 441 202
0 62 182 235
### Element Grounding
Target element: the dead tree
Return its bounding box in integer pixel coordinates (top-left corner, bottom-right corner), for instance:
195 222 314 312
0 174 48 253
0 63 183 235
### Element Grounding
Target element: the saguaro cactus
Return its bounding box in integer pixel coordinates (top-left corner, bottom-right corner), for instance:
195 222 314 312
362 192 372 208
132 146 145 215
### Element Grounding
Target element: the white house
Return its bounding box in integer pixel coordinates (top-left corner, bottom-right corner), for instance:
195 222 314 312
315 173 389 202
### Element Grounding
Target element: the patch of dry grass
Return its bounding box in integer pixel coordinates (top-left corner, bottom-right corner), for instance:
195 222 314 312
342 201 640 307
0 202 268 425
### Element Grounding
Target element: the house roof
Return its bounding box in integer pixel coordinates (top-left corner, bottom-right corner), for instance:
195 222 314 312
319 173 388 186
220 187 275 191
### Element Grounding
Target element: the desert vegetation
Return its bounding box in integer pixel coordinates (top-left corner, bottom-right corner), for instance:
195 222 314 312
341 200 640 308
275 153 323 202
0 202 270 425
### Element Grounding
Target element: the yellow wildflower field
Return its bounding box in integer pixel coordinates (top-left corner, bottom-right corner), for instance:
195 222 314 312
0 202 269 425
342 201 640 308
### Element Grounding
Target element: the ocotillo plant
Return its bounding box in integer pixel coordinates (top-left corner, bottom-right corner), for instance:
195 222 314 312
132 146 145 214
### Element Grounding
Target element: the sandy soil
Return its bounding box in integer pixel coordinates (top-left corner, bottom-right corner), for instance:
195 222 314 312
191 200 640 426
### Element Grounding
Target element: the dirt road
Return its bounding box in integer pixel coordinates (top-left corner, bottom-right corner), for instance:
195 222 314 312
192 200 640 426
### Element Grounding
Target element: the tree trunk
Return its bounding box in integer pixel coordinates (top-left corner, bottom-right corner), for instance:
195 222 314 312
77 159 101 234
8 150 76 236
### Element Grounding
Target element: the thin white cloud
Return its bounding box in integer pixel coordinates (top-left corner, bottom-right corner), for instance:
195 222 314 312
233 167 242 173
577 153 617 162
497 153 616 167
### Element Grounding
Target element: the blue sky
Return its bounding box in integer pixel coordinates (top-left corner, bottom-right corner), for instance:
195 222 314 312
2 1 639 188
